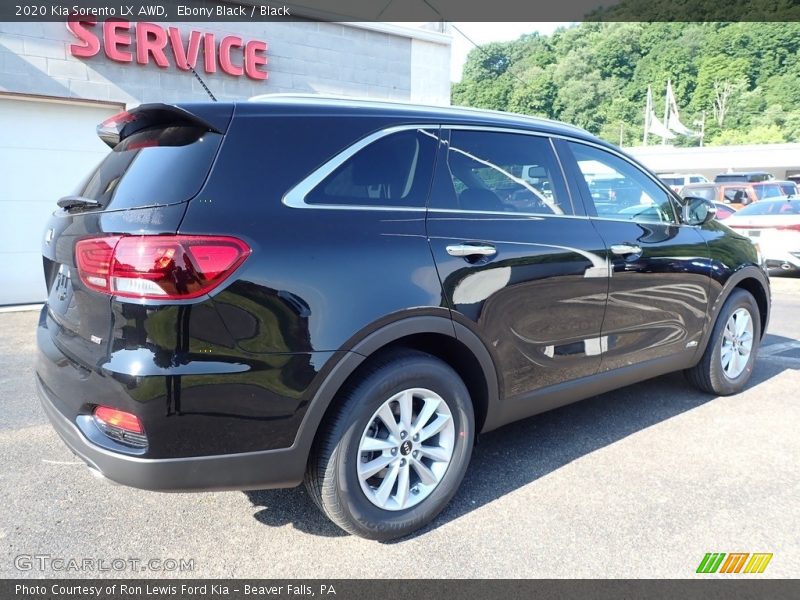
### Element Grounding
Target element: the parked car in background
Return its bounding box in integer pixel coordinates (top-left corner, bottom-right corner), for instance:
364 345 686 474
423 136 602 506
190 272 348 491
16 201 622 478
681 181 798 209
714 172 774 183
774 181 798 196
658 173 708 193
713 202 737 220
725 197 800 273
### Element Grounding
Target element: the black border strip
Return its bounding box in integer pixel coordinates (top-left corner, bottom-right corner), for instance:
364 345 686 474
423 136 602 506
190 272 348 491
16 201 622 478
2 0 800 22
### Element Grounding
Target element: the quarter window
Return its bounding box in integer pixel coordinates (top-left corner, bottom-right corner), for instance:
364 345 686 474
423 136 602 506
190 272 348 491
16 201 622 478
305 129 438 207
432 130 573 215
565 142 676 223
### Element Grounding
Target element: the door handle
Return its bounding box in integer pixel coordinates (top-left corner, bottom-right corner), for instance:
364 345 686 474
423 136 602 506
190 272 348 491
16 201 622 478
446 243 497 258
610 243 642 256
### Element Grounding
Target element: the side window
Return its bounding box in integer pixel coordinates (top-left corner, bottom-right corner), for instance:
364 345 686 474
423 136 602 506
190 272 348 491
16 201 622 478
723 186 747 203
305 129 437 207
689 176 705 183
432 130 573 215
565 142 677 223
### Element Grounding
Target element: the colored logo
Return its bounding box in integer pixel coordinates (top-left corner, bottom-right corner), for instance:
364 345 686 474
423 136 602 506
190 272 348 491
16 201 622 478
696 552 773 574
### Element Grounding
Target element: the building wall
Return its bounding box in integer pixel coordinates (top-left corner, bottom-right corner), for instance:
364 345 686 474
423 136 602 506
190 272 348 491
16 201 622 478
0 17 451 304
0 20 451 106
627 143 800 181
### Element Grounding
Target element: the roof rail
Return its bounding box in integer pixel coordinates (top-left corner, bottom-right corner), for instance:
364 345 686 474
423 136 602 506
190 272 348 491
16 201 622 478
246 93 587 134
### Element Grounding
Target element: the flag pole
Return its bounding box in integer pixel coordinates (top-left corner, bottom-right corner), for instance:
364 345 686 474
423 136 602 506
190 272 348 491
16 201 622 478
662 79 671 145
643 86 651 146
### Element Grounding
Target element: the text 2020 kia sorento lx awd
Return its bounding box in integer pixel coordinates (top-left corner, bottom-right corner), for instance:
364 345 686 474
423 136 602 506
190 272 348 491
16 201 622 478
37 97 770 540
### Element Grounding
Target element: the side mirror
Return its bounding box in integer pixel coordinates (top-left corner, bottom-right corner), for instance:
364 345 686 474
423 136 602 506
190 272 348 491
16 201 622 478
682 196 717 226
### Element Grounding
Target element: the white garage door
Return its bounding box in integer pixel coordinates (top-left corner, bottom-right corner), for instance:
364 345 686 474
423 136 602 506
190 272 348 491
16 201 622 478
0 96 119 305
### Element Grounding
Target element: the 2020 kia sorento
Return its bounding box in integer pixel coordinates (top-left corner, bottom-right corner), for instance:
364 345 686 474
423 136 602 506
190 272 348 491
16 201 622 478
36 97 770 540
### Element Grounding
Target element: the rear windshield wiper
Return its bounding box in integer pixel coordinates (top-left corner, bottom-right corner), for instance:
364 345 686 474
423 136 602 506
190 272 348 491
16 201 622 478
57 195 102 211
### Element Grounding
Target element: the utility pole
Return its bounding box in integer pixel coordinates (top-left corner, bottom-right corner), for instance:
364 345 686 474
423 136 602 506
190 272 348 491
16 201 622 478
619 122 624 147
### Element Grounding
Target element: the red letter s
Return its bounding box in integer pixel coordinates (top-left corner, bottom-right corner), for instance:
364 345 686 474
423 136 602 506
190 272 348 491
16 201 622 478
66 20 100 58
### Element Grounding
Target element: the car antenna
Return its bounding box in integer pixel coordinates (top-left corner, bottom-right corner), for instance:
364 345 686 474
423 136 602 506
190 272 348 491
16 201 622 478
186 61 217 102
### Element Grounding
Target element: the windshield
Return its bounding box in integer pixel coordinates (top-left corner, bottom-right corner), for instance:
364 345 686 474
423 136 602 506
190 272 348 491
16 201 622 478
754 184 785 200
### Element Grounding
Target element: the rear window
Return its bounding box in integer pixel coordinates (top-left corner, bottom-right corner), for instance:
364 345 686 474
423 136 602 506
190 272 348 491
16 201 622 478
715 173 771 183
715 174 746 183
73 125 222 210
736 200 800 216
683 186 715 200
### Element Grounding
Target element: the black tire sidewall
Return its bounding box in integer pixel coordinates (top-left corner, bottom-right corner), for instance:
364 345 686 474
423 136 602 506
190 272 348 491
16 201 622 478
331 355 474 540
707 290 761 394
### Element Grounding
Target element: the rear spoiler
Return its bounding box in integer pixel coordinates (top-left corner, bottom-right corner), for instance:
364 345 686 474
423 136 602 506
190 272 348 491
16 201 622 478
97 103 233 148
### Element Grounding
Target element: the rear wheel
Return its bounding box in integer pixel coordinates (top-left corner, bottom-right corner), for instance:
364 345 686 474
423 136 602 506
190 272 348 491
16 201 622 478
685 289 761 395
305 349 474 541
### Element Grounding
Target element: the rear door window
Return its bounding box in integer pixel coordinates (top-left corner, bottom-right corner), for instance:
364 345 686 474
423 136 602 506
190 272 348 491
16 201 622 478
305 129 438 208
74 125 222 210
431 130 573 215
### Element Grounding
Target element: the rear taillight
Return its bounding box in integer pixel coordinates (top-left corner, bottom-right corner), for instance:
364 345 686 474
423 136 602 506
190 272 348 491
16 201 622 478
94 406 143 434
75 235 250 300
93 406 147 448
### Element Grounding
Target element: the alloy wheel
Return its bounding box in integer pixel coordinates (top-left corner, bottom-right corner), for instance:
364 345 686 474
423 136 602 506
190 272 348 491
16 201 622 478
357 388 455 511
720 307 754 379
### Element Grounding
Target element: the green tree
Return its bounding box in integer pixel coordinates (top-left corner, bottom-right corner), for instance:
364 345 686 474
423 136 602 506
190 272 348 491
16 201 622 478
451 21 800 146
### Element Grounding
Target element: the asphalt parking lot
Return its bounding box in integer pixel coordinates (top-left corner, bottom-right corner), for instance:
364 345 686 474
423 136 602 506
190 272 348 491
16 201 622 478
1 277 798 579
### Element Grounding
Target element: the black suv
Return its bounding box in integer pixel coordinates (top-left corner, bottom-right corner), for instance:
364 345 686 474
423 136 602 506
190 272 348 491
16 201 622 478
37 97 770 540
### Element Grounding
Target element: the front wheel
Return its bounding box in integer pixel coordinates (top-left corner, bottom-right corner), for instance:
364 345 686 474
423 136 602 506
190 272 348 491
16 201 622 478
305 349 474 541
685 288 761 395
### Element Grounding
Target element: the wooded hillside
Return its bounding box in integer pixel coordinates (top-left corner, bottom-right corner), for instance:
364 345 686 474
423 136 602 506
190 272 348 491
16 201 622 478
451 22 800 146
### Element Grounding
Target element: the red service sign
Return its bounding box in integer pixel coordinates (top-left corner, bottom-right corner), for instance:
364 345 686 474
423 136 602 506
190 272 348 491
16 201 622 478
67 20 268 80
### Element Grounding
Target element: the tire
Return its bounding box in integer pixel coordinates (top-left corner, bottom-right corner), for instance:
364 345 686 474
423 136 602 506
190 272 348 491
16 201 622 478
305 349 475 541
685 288 761 395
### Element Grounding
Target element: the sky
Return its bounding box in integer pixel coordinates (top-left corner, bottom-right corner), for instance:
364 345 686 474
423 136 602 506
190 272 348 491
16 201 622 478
447 22 572 81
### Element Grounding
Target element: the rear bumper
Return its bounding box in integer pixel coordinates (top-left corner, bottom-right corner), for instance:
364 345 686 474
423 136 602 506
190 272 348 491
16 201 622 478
36 375 306 492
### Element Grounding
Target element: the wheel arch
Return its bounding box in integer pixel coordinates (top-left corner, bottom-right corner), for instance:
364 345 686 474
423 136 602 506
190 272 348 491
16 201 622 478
293 315 500 463
696 265 770 360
